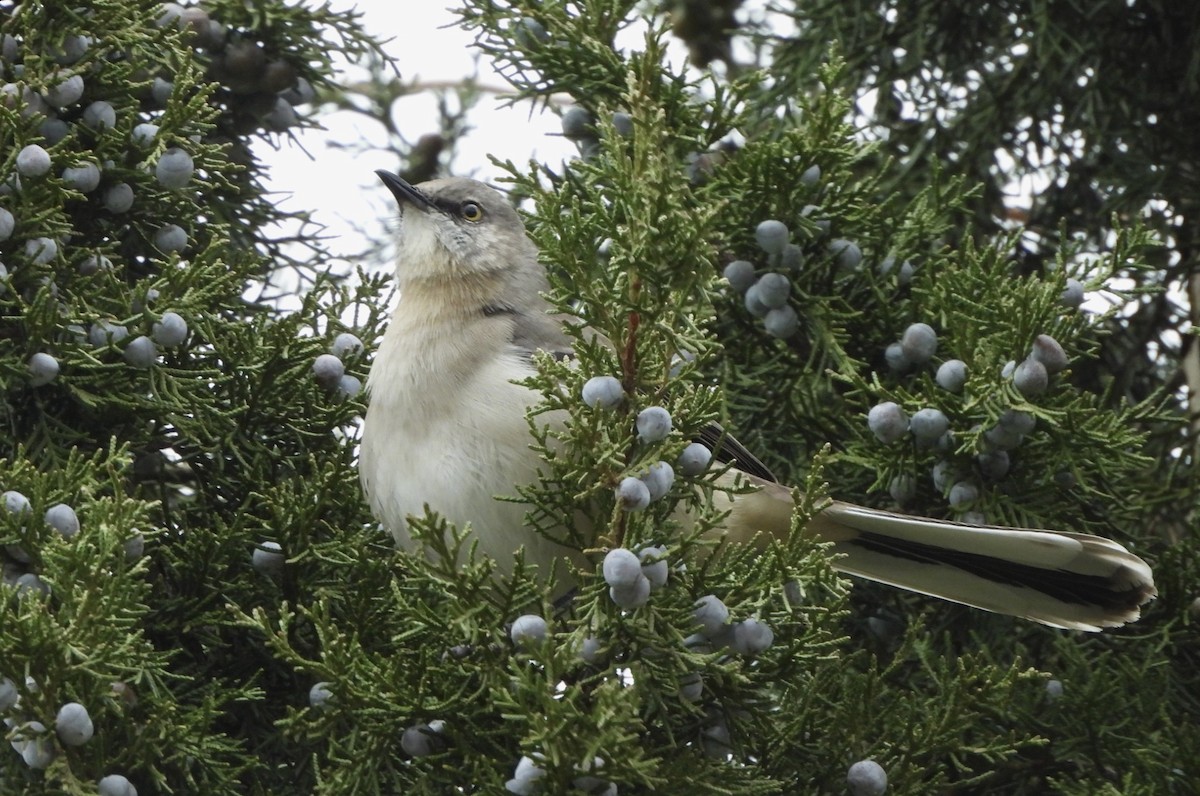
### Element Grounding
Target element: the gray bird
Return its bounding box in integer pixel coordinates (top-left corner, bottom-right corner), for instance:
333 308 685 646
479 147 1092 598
360 171 1156 631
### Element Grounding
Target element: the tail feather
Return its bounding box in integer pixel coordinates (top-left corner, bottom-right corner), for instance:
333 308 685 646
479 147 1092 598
823 502 1156 631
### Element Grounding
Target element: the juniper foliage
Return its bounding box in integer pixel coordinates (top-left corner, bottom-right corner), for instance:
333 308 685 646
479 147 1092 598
1 1 1196 795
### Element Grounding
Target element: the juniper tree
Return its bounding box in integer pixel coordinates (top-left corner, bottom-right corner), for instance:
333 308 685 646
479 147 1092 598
0 0 386 792
2 1 1196 796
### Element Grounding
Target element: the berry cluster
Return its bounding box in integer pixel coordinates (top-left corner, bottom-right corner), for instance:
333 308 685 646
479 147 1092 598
311 332 364 398
727 205 902 342
870 315 1078 519
601 545 669 609
560 105 633 160
1 666 134 790
156 3 315 137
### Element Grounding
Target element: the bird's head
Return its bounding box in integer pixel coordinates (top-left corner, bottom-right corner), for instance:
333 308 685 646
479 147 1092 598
376 171 538 283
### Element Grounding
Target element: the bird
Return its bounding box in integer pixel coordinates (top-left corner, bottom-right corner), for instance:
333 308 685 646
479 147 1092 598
359 170 1156 632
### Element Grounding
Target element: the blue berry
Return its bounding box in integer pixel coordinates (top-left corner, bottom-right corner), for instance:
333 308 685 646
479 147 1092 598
909 408 949 444
14 721 55 769
131 123 159 146
25 237 58 264
640 460 674 500
578 636 601 663
561 107 592 139
609 574 651 608
723 260 756 292
98 774 137 796
3 490 32 516
756 272 790 308
948 481 979 506
800 164 821 185
506 756 546 794
581 375 623 409
884 342 910 372
755 219 790 255
997 409 1036 436
638 544 668 588
123 533 144 561
151 77 173 106
983 423 1023 451
514 17 550 46
867 402 908 443
780 243 804 270
602 548 642 588
677 442 711 476
764 306 799 338
1031 334 1068 373
731 618 774 655
636 406 672 442
1013 358 1048 397
82 100 116 130
976 450 1010 480
900 322 937 363
330 332 363 358
1061 278 1084 309
401 722 444 757
44 503 79 537
16 144 51 177
1045 679 1064 702
312 354 344 385
308 682 332 708
510 614 548 647
155 148 194 189
55 702 94 746
611 112 633 138
830 238 863 271
104 183 134 213
616 476 651 511
847 759 888 796
679 672 703 702
46 75 85 108
743 282 771 317
0 678 17 711
152 312 188 346
63 162 101 192
1054 470 1077 489
935 359 967 392
252 541 284 574
28 352 59 386
154 224 187 253
888 474 915 504
932 460 956 492
693 594 729 637
123 335 158 368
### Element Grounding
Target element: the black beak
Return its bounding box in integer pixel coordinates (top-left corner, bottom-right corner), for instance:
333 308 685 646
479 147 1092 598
375 170 434 211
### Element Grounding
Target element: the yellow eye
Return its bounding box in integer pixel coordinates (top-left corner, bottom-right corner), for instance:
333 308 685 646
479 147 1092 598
461 201 484 221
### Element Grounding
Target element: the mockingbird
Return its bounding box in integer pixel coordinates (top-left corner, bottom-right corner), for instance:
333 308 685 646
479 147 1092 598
360 170 1156 631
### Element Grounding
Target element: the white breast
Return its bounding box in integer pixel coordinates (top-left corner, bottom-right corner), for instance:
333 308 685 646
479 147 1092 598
360 310 571 576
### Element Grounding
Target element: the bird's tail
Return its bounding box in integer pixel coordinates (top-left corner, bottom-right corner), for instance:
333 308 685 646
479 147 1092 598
724 484 1156 631
817 502 1156 630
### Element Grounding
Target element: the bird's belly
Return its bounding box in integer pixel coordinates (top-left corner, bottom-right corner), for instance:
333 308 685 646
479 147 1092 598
360 361 570 575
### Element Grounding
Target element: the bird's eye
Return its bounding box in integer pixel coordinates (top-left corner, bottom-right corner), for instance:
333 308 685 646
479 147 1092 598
460 201 484 222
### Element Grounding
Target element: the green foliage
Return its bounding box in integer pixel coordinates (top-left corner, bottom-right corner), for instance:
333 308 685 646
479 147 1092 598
1 0 386 792
2 0 1196 794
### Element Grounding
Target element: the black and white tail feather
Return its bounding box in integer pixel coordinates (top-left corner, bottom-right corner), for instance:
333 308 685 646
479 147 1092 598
709 425 1156 631
821 503 1155 631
